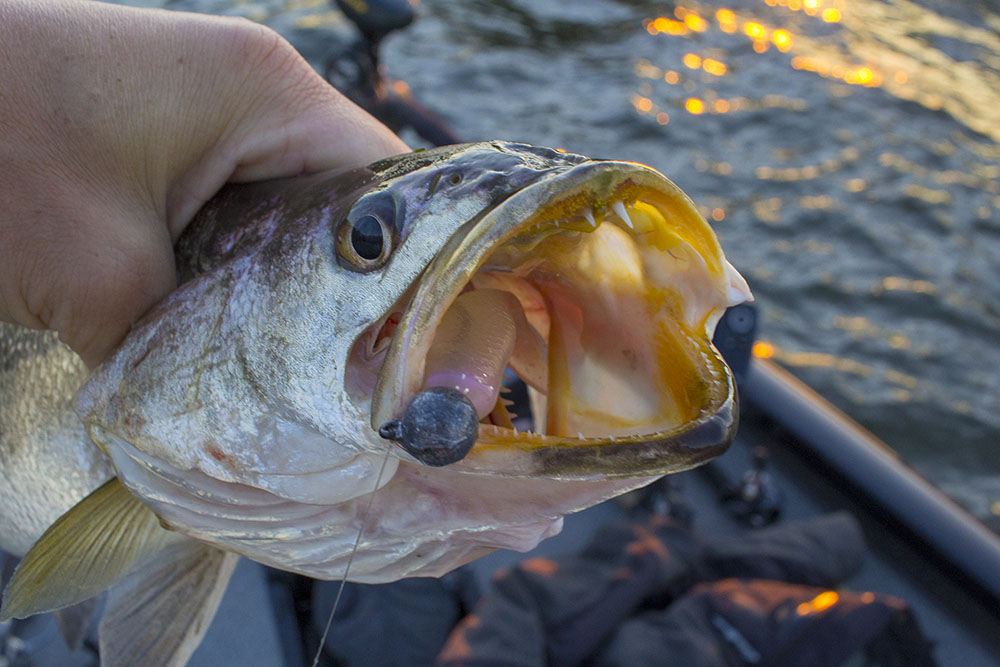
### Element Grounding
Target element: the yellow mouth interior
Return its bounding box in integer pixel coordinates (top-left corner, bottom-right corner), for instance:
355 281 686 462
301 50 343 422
419 195 732 451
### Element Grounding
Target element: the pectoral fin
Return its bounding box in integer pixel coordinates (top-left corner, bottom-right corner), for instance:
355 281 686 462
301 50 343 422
54 597 100 652
0 477 179 621
0 551 14 591
99 542 239 667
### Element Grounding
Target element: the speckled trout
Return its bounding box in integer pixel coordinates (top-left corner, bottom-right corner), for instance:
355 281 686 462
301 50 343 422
0 142 750 664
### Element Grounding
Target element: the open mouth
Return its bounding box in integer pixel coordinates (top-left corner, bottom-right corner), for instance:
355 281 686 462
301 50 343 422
365 161 749 479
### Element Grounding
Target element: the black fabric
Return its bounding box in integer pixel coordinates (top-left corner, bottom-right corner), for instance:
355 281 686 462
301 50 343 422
697 512 864 588
435 512 935 667
314 577 467 666
592 580 935 667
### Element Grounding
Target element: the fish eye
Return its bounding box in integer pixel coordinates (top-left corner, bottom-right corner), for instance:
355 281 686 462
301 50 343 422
337 194 397 271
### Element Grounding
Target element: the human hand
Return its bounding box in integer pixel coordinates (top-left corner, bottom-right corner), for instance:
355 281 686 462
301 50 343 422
0 0 409 368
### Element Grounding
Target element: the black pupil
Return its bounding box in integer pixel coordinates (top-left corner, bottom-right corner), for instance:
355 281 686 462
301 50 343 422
351 215 384 260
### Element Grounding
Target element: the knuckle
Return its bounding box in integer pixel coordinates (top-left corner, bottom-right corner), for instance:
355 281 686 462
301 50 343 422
216 18 306 84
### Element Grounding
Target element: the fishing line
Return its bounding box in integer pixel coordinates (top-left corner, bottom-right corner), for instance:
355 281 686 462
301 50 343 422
311 446 392 667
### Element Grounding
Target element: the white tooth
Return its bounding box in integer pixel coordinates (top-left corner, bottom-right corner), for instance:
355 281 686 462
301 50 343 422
724 259 754 305
612 201 633 229
582 207 597 228
513 426 518 435
577 432 585 440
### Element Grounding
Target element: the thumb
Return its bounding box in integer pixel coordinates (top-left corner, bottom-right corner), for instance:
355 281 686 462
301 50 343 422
163 22 410 239
13 198 177 370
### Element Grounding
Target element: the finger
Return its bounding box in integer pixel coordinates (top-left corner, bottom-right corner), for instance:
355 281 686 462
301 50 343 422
227 89 411 182
164 21 410 239
9 197 176 369
65 226 175 369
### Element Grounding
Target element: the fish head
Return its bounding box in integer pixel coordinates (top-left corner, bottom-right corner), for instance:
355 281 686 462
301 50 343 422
76 141 751 581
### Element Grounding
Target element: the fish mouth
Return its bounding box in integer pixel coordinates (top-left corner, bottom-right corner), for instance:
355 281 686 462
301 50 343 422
369 160 750 479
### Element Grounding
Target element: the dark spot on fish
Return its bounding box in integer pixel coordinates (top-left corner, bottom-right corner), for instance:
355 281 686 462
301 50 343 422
207 446 229 464
123 414 145 430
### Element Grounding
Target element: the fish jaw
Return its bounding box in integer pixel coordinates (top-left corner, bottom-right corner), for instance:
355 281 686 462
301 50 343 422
372 158 751 478
96 423 655 582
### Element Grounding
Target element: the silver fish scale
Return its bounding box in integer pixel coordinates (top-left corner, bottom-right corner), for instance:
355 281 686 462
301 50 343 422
0 324 113 556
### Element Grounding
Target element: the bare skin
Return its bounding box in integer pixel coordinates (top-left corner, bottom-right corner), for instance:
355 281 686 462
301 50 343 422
0 0 409 368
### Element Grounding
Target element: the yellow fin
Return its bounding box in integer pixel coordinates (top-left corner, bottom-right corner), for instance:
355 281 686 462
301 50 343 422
0 478 177 621
100 543 238 667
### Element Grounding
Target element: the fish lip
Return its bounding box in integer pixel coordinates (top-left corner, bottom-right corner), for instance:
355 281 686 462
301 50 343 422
461 334 738 479
371 159 742 479
529 367 737 478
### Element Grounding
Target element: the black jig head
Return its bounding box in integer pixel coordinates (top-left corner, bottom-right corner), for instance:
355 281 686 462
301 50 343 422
378 387 479 466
